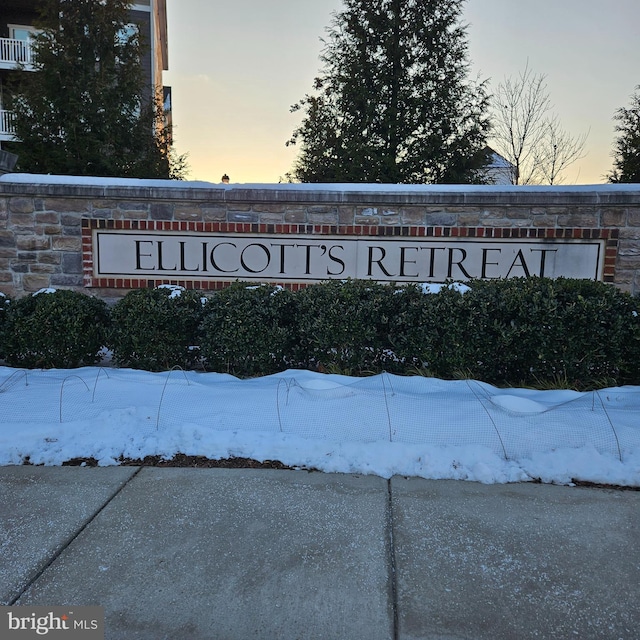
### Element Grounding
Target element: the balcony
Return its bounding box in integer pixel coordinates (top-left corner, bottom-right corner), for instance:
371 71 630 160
0 37 34 70
0 109 16 141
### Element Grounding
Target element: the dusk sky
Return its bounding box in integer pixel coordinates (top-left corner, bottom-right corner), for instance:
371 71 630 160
164 0 640 185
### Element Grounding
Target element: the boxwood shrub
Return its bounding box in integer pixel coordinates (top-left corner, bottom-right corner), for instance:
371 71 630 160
109 286 206 371
0 292 11 360
1 289 110 368
458 278 640 387
387 283 471 376
199 282 295 377
292 279 396 373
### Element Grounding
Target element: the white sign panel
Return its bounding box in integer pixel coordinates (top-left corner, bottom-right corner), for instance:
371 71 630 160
93 231 605 282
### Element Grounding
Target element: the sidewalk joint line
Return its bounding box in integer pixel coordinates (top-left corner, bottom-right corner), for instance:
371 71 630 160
387 478 399 640
8 466 144 606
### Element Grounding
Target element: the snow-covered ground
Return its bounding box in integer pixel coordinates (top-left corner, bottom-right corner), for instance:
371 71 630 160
1 366 638 487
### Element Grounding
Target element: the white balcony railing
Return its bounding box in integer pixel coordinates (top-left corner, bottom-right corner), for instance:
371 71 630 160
0 37 34 68
0 110 17 141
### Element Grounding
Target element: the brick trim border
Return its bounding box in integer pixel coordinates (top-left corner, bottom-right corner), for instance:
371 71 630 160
81 220 619 290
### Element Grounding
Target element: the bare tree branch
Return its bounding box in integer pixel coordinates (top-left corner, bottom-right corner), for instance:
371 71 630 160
490 63 588 185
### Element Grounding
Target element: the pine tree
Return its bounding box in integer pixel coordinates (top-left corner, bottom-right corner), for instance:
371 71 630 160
608 86 640 183
287 0 491 184
7 0 185 178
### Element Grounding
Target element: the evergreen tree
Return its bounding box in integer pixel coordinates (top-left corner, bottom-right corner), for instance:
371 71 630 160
608 86 640 183
7 0 185 178
287 0 491 184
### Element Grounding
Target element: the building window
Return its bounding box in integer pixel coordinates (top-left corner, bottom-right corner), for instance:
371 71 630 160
8 25 39 41
117 23 139 46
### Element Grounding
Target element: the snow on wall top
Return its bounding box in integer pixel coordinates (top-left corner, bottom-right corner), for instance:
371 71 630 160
0 172 638 191
0 173 638 205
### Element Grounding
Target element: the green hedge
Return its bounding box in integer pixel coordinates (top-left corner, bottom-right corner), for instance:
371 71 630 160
199 283 295 377
109 286 206 371
0 280 638 389
292 279 396 373
457 278 640 386
0 292 11 359
387 283 471 376
0 289 109 368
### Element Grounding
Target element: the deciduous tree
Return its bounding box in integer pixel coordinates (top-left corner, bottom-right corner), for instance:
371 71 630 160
490 64 587 185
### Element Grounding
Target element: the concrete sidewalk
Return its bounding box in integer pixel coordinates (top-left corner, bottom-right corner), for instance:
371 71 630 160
1 467 639 640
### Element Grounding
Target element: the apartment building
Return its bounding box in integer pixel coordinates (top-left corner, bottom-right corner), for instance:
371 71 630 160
0 0 170 145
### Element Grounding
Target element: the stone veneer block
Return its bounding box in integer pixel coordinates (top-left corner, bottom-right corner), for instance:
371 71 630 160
308 205 337 215
505 208 532 219
202 206 227 221
119 210 149 220
284 208 307 223
16 236 50 251
9 197 34 213
308 211 339 224
50 274 84 286
60 214 83 227
52 236 82 251
531 215 558 227
30 263 59 274
62 252 83 273
174 205 202 221
338 206 356 224
116 201 149 211
617 255 640 270
22 274 51 291
619 228 640 240
0 231 17 248
40 225 62 235
457 213 482 225
0 249 17 261
602 209 628 226
229 211 258 223
91 199 119 210
257 211 286 224
150 203 174 220
39 252 62 265
423 212 456 226
252 204 286 214
35 212 60 224
558 214 599 227
613 269 634 284
400 208 426 224
628 210 640 226
43 198 89 213
9 212 35 228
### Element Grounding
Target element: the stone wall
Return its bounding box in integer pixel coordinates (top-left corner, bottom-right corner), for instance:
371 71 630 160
0 176 639 299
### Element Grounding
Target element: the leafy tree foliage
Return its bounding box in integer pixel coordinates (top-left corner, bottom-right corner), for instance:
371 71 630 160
287 0 491 184
7 0 186 178
608 86 640 183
